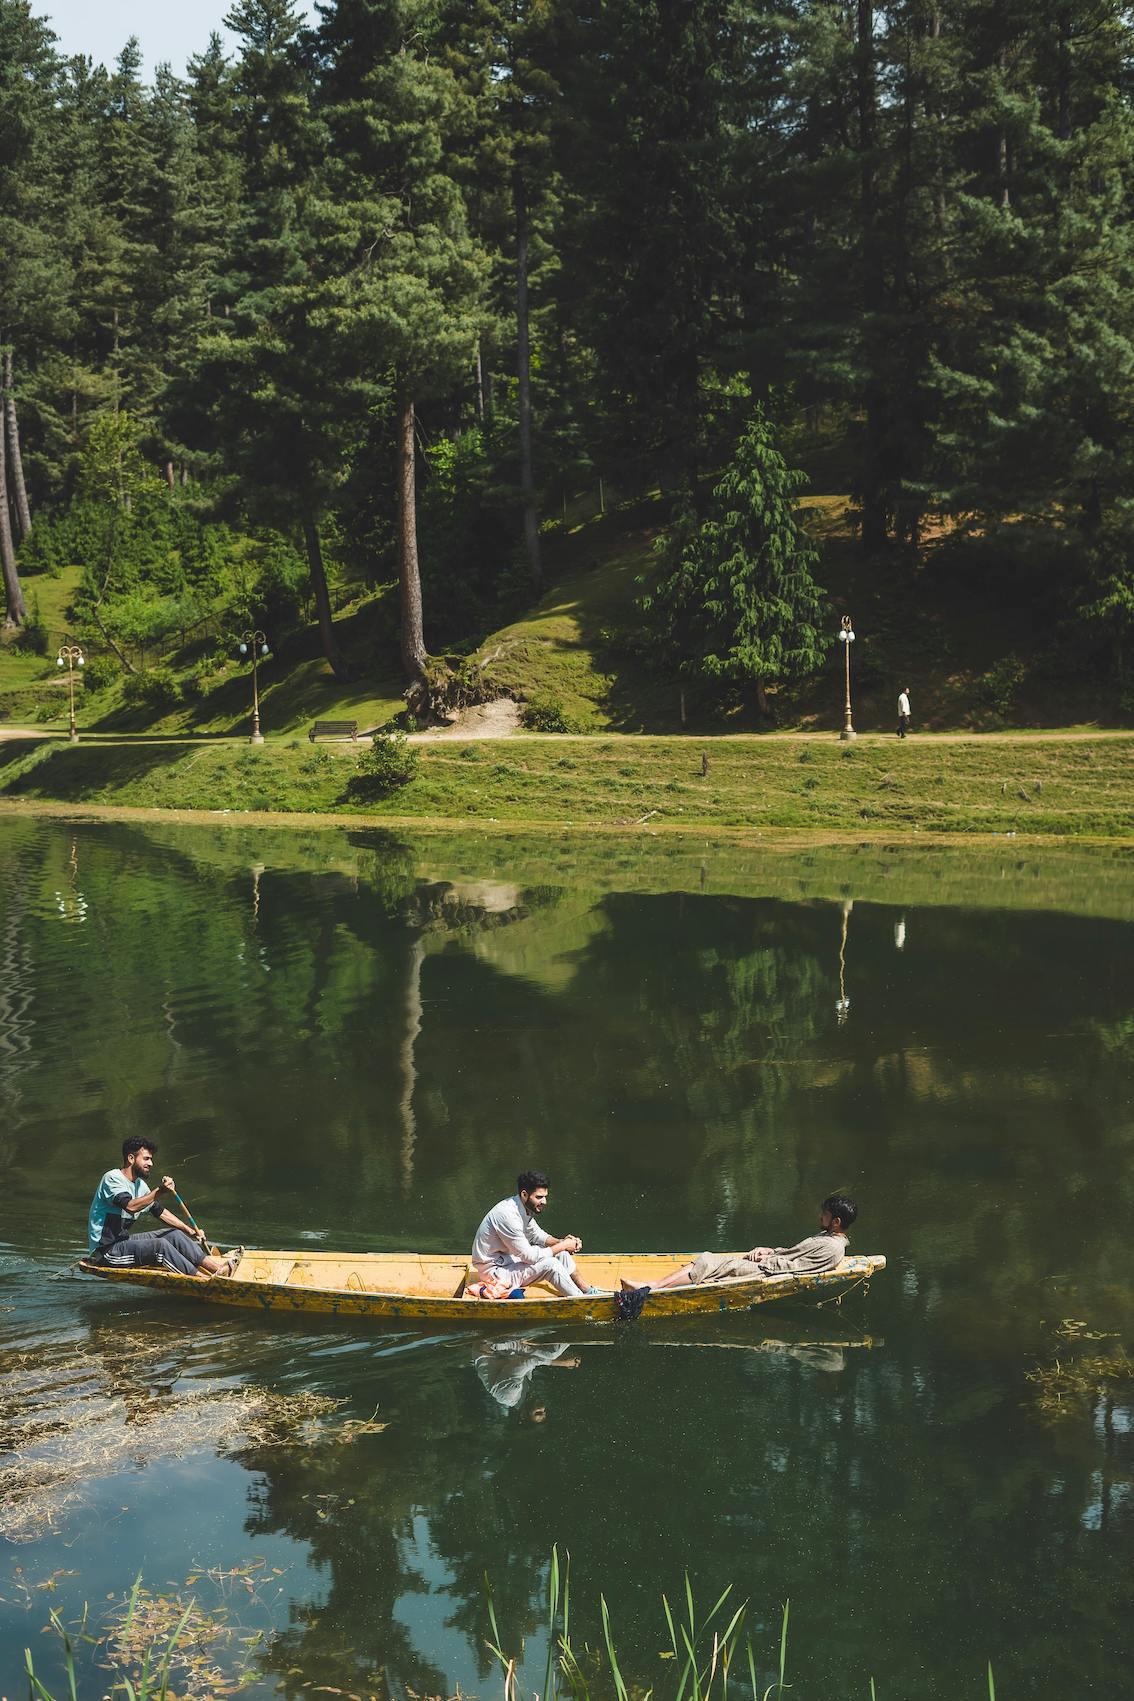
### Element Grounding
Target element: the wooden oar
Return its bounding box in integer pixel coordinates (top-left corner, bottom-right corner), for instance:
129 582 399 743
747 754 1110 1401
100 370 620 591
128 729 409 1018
161 1184 218 1257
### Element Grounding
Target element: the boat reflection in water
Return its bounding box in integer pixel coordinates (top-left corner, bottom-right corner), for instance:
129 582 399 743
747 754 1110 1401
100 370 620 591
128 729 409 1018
472 1324 882 1413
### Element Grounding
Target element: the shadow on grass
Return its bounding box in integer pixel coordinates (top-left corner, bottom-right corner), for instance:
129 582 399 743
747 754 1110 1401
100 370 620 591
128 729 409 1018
0 737 198 801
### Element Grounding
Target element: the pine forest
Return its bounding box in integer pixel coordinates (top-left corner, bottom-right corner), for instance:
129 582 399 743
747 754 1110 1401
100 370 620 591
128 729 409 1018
3 0 1134 728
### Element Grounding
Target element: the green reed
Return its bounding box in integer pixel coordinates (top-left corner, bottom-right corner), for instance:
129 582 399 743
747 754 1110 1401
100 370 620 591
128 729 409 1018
485 1551 998 1701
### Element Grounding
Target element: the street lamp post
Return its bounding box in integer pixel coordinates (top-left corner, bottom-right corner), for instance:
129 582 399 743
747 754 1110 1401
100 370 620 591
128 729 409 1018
837 614 856 741
238 630 270 745
56 645 85 743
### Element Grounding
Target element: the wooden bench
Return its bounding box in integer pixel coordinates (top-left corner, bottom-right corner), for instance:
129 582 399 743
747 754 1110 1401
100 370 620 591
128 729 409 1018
308 719 359 743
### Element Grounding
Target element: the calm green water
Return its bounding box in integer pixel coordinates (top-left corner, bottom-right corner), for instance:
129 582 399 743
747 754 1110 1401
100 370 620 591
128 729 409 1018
2 817 1134 1698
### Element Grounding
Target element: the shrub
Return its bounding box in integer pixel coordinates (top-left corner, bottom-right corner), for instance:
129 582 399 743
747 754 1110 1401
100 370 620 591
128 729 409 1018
349 732 419 797
977 655 1027 722
522 692 571 732
181 657 219 701
121 667 183 711
80 653 121 694
301 747 335 774
12 597 49 655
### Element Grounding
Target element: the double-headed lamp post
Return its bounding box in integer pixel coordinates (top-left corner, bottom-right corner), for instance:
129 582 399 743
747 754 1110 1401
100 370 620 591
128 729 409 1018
56 645 85 743
837 614 857 741
238 630 270 745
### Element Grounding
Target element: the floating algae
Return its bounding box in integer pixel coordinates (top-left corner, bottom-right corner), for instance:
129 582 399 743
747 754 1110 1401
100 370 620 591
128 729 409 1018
1024 1318 1133 1421
0 1332 342 1542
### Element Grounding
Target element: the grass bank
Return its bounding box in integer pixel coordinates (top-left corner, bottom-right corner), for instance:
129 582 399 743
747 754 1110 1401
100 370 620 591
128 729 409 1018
2 730 1134 837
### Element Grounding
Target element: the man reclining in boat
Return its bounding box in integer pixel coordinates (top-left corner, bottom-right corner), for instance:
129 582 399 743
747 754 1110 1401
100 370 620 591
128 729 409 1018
621 1195 857 1293
87 1137 240 1278
471 1169 604 1298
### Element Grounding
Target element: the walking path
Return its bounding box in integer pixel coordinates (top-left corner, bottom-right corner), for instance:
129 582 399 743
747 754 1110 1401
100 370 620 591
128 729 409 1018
2 720 1131 746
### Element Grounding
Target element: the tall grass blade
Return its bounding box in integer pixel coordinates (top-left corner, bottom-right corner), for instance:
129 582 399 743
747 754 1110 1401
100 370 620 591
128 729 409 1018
544 1547 561 1701
746 1637 759 1701
483 1572 511 1675
987 1664 996 1701
719 1601 747 1651
777 1599 790 1698
24 1649 56 1701
600 1594 630 1701
704 1585 734 1631
154 1599 195 1698
662 1595 679 1659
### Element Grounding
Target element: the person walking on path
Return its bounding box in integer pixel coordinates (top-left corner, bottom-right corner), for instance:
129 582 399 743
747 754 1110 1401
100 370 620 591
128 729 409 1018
897 687 911 739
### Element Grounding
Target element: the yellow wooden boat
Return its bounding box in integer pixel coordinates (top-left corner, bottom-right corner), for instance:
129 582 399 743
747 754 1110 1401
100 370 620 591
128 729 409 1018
79 1249 885 1324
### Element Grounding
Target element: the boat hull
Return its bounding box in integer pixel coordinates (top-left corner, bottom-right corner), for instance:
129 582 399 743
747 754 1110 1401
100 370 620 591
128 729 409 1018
78 1249 885 1324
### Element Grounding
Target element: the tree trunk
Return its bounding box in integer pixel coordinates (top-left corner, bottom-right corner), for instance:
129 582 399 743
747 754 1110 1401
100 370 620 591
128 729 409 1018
3 352 32 541
996 48 1010 208
929 6 948 247
0 391 27 627
1056 15 1071 141
396 388 429 713
515 170 542 591
301 513 349 681
856 0 888 551
475 339 485 423
399 933 426 1190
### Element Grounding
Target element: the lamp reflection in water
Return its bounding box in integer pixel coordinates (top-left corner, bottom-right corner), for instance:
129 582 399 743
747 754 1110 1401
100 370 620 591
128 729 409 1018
56 644 85 743
836 898 853 1023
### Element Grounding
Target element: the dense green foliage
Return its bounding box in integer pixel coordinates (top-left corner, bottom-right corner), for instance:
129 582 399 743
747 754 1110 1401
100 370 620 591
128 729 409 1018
2 0 1134 705
643 407 827 713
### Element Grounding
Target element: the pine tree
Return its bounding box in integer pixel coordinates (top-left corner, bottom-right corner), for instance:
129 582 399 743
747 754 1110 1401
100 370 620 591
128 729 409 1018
641 406 828 716
182 0 351 676
924 0 1134 550
0 0 66 619
315 0 489 707
553 0 740 500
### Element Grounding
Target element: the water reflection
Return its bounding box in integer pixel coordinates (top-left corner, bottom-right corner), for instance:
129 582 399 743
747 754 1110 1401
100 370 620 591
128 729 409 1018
475 1338 579 1411
3 818 1134 1698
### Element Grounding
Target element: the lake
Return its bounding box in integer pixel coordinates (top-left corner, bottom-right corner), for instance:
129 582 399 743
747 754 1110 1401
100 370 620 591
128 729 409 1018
1 815 1133 1698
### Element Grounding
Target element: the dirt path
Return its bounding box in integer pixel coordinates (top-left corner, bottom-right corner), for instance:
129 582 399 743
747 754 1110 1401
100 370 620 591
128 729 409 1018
407 699 521 741
2 713 1130 747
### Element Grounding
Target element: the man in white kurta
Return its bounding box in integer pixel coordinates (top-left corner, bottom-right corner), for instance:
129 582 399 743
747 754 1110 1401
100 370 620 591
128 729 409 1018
471 1172 594 1298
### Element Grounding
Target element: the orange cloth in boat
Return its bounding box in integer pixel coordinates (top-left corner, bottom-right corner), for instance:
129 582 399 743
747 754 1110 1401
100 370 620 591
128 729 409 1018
464 1276 516 1301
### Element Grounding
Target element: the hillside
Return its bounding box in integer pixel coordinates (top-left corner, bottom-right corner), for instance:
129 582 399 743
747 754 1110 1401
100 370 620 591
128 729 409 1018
1 477 1127 742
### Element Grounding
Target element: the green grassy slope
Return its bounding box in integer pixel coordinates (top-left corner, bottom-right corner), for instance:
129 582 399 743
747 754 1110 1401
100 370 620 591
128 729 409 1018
3 730 1133 837
2 471 1127 737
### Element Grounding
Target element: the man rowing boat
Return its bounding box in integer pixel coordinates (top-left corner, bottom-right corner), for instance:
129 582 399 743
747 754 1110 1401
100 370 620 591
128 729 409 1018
471 1169 603 1298
87 1137 240 1278
621 1194 857 1294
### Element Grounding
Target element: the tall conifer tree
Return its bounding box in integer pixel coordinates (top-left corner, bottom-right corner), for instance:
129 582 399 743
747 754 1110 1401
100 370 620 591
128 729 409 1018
315 0 489 708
